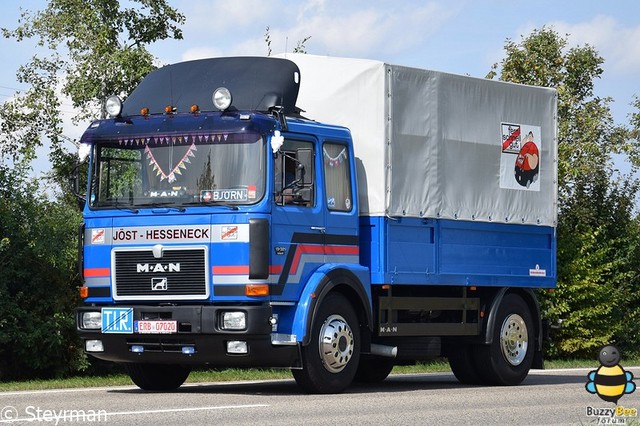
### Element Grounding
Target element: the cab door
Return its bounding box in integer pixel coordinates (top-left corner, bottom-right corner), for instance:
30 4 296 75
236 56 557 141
270 136 325 301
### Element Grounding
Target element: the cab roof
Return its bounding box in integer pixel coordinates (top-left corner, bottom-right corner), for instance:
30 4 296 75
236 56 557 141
122 57 301 116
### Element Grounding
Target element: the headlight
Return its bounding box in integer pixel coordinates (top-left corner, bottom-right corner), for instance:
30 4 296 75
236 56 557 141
82 312 102 329
212 87 232 111
222 311 246 330
105 95 122 117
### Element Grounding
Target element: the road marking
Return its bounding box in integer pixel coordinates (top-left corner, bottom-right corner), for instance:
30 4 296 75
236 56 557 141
104 404 270 417
530 367 640 374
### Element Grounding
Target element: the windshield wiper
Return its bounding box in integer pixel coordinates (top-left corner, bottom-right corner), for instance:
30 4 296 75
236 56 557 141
99 199 138 213
139 202 186 212
188 200 240 210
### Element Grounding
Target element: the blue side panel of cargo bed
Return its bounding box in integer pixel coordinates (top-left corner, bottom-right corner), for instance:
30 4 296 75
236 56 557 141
360 216 556 288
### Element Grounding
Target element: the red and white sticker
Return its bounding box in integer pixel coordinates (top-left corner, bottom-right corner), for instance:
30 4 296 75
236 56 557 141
529 265 547 277
248 185 257 199
501 123 521 153
91 229 106 244
221 226 238 240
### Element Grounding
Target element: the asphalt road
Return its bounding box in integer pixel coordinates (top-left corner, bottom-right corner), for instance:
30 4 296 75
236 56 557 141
1 368 639 425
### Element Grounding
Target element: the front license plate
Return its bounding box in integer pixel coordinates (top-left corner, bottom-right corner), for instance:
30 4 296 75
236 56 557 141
135 320 177 334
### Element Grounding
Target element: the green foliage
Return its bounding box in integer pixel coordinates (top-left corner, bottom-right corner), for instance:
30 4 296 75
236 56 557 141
547 178 640 357
292 36 312 54
263 26 311 56
264 26 272 57
0 0 185 381
1 0 185 173
0 57 63 164
0 165 85 379
491 27 640 358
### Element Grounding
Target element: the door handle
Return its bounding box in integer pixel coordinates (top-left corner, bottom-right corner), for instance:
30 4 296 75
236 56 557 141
310 226 326 233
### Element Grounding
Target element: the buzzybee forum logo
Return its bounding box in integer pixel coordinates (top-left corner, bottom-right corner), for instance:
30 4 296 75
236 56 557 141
584 345 638 423
586 345 636 403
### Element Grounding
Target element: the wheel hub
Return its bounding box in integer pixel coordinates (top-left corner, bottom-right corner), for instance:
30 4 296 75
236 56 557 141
500 313 528 366
318 314 354 373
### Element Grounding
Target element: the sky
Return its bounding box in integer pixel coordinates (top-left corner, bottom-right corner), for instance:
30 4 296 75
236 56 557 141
1 0 639 172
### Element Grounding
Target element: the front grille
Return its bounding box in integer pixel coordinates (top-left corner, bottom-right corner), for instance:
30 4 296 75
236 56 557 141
113 247 209 300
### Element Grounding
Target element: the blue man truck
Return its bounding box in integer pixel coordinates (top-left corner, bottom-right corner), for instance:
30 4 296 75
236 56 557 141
75 54 557 393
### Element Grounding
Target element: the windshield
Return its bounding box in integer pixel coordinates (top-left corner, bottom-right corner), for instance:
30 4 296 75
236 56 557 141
89 131 265 208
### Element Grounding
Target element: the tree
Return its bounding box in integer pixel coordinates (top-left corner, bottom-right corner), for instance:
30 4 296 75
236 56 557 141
1 0 185 172
0 164 84 379
0 0 185 379
489 27 640 358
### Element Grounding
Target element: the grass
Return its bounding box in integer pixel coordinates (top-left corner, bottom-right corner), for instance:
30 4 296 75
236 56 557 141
3 357 638 392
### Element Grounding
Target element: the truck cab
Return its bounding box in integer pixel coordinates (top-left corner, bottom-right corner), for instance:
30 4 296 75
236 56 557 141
76 57 372 392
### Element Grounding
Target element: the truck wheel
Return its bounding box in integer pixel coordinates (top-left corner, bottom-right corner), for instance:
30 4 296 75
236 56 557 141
354 356 394 383
292 292 360 393
125 363 191 391
475 293 534 385
447 343 483 385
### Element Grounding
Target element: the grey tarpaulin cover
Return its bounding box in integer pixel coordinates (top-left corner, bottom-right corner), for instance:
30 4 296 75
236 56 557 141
279 54 558 227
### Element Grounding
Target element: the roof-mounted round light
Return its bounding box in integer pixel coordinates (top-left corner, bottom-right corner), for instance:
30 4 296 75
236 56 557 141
105 95 122 118
212 87 232 111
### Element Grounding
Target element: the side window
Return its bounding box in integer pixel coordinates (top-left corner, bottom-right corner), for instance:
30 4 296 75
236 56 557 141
323 142 352 212
275 139 314 206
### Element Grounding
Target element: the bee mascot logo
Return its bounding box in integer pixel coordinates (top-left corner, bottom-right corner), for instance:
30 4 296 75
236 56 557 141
586 345 636 404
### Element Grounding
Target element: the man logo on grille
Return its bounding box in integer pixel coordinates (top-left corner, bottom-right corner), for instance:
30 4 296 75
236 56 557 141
137 263 181 273
152 277 168 291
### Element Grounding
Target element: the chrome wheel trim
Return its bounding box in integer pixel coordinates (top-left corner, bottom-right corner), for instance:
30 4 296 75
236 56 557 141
318 314 355 373
500 313 528 366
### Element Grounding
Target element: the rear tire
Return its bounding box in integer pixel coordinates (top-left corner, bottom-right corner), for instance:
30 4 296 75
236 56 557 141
474 293 534 385
447 343 484 385
354 356 394 383
292 292 360 393
125 363 191 391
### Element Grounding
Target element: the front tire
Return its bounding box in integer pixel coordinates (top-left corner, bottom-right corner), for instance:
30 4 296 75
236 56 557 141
292 292 360 393
474 293 534 385
125 363 191 391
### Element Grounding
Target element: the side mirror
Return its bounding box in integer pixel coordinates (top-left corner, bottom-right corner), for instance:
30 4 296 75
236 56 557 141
71 143 91 210
296 147 313 186
70 158 87 210
293 148 313 204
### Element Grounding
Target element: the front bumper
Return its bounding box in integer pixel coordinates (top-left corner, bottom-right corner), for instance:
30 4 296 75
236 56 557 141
76 305 299 367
